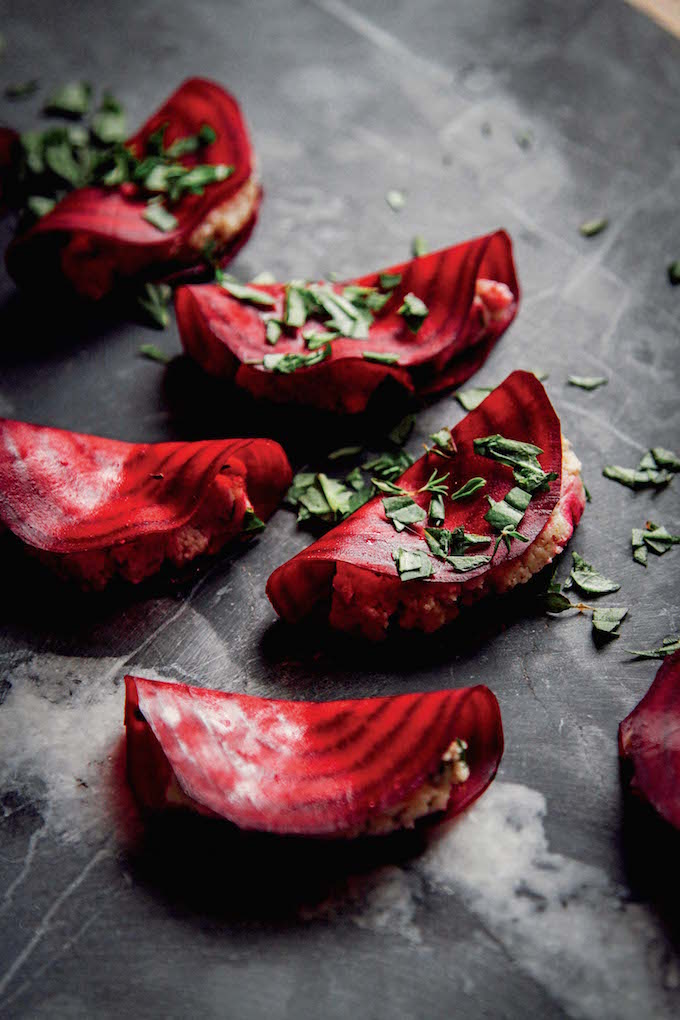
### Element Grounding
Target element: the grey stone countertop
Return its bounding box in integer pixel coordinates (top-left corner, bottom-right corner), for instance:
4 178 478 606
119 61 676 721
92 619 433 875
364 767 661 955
0 1 679 1017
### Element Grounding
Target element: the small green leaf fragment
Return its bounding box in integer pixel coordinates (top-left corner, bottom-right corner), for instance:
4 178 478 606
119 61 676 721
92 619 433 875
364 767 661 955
429 428 456 454
544 592 577 614
328 446 363 461
388 414 415 447
603 464 673 490
398 292 429 333
385 189 406 211
579 217 608 238
44 80 92 117
428 492 445 525
362 351 400 364
627 635 680 660
137 282 172 329
221 281 276 307
382 495 427 530
667 261 680 285
265 319 282 346
455 387 492 411
592 606 628 638
242 510 265 535
451 476 486 501
393 547 434 581
411 235 428 257
567 375 608 391
569 551 620 596
379 272 402 290
5 79 39 100
139 343 171 364
142 202 178 232
651 447 680 471
26 195 56 218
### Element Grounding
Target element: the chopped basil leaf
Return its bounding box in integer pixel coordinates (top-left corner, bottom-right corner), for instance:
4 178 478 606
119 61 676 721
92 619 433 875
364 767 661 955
242 510 265 535
602 464 673 490
262 343 331 374
455 386 493 411
143 201 178 232
428 492 445 524
627 635 680 660
651 447 680 471
450 476 486 501
5 80 39 100
569 551 620 596
393 547 434 581
567 375 608 391
363 449 413 480
447 554 492 572
221 281 276 307
284 284 309 328
44 80 92 117
385 189 406 212
592 606 628 638
137 282 172 329
398 292 429 333
265 319 282 345
474 434 555 493
303 329 340 350
424 526 490 561
383 495 427 531
318 473 355 516
388 414 415 447
429 428 456 454
139 343 171 364
633 521 680 560
411 235 428 257
26 195 56 218
667 261 680 285
485 496 524 532
328 445 363 460
579 217 608 238
362 351 400 364
379 272 402 290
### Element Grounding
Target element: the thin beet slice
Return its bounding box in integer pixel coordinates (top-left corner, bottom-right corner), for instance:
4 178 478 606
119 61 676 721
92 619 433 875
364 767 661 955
619 651 680 830
176 231 519 413
0 419 290 588
6 78 259 298
125 675 503 836
267 371 578 629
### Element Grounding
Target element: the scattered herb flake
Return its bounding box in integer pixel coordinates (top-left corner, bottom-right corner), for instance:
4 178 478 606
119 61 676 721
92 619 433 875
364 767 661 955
411 235 428 257
26 195 56 218
328 445 363 461
567 375 608 391
385 189 406 212
388 414 415 447
627 635 680 660
667 261 680 286
455 387 493 411
242 510 265 535
362 351 400 364
139 343 171 364
44 80 92 117
393 547 434 582
379 272 402 290
284 284 309 328
382 495 427 531
398 292 428 333
5 79 39 100
651 447 680 471
602 464 673 490
221 280 276 307
262 343 331 374
569 551 620 596
451 476 486 501
142 202 178 232
579 217 608 238
137 282 172 330
592 606 628 639
265 319 282 346
428 492 445 525
429 428 456 454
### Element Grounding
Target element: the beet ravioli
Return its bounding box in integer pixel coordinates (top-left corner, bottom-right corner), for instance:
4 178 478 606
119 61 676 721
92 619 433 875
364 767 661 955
619 651 680 830
6 78 259 299
267 372 586 639
125 675 503 836
176 231 518 413
0 419 291 589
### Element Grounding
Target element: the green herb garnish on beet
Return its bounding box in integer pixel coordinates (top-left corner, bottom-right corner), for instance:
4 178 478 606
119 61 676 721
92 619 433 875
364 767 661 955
137 282 172 329
221 281 276 307
398 292 428 333
362 351 400 364
393 547 434 581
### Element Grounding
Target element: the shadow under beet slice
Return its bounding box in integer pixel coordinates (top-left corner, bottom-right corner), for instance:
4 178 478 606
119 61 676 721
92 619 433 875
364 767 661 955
125 675 504 837
6 78 259 298
175 231 519 413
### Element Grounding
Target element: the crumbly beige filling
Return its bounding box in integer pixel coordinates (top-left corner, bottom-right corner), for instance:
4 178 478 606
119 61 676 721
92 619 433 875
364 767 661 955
329 437 586 640
349 738 470 837
189 176 260 252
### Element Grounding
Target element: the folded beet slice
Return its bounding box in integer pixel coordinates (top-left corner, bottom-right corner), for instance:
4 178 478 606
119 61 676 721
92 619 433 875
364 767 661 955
619 651 680 830
0 418 291 587
125 675 503 836
176 231 519 413
6 78 259 298
267 371 586 637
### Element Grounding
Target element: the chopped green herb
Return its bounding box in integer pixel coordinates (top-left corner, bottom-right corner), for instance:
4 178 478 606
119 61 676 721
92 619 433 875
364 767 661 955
569 551 620 596
362 351 400 364
318 473 355 516
364 449 413 480
137 282 172 329
424 526 490 562
393 547 434 581
265 319 282 346
139 343 171 364
262 343 331 374
429 428 456 455
579 217 608 238
284 284 310 328
250 271 276 285
503 486 532 512
221 280 276 307
650 447 680 471
592 607 628 639
627 635 680 660
484 496 524 532
447 554 493 572
398 292 428 333
385 189 406 212
242 510 265 535
474 434 556 493
584 483 592 503
328 445 363 461
411 235 428 257
602 464 673 490
26 195 56 218
379 272 402 290
567 375 608 391
5 80 39 100
43 136 84 187
418 469 450 496
388 414 415 447
91 93 126 143
382 495 427 532
632 521 680 563
450 476 486 501
142 201 178 232
44 80 92 117
455 387 493 411
667 261 680 286
428 492 445 525
631 528 648 567
303 329 340 350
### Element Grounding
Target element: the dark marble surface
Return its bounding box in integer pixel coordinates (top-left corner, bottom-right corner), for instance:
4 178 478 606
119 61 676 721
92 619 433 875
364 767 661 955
0 1 679 1017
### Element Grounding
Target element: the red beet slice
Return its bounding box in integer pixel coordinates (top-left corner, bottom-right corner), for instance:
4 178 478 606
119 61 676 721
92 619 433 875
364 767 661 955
125 675 503 836
267 371 568 625
176 231 519 413
619 651 680 830
0 418 290 565
6 78 259 298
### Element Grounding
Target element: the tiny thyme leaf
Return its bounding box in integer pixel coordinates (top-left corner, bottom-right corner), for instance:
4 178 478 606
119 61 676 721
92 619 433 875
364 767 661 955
137 282 172 329
450 476 486 501
418 469 450 495
579 217 608 238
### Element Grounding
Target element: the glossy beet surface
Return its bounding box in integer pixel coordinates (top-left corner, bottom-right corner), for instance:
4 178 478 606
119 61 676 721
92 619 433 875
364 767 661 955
267 371 562 622
176 231 518 412
0 418 291 553
619 651 680 830
125 675 503 836
6 78 258 295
